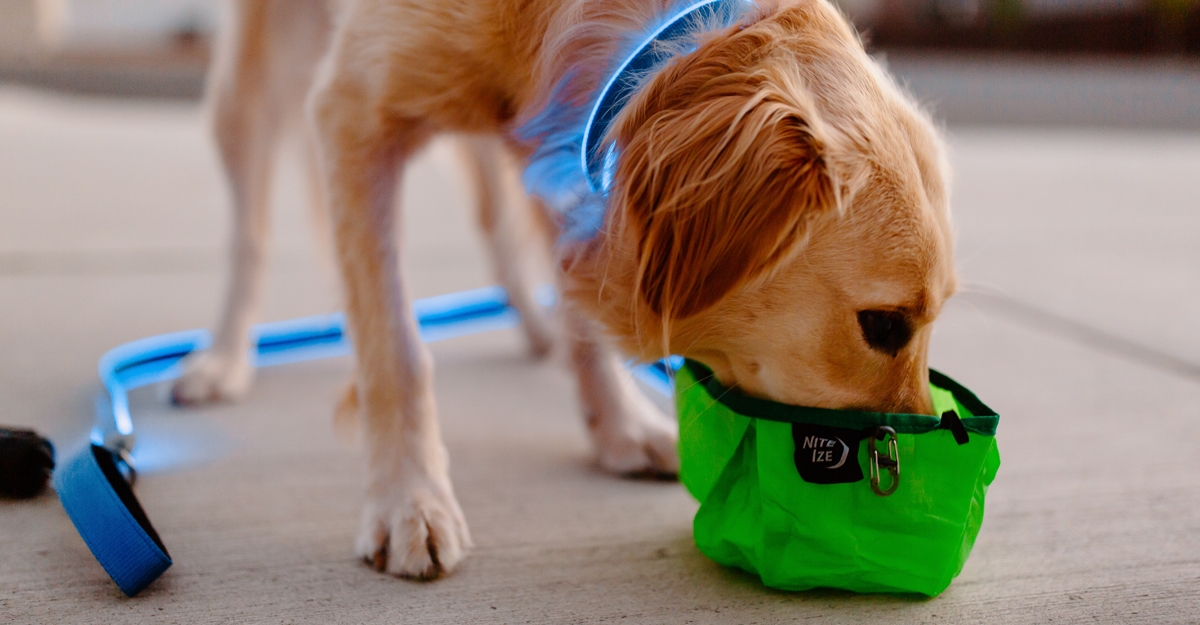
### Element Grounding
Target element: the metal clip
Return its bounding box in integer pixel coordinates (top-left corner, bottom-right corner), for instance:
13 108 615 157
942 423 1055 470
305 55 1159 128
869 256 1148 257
868 426 899 496
115 447 138 487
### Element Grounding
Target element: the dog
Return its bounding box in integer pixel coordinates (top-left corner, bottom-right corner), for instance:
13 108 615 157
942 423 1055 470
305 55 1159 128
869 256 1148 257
172 0 957 580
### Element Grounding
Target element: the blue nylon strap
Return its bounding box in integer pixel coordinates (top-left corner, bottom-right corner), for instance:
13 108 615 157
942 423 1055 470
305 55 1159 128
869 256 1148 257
55 445 171 597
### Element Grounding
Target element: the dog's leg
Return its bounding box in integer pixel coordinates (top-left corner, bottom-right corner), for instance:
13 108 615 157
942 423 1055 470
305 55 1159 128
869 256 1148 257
173 0 331 404
171 2 284 404
566 310 679 476
310 68 469 580
459 135 556 358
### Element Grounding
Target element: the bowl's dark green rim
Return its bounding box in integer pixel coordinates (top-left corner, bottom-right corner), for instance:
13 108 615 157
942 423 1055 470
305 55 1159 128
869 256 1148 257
680 359 999 436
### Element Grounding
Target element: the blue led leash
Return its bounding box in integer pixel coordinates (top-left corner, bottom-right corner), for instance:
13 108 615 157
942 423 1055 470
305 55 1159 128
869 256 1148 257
56 285 674 596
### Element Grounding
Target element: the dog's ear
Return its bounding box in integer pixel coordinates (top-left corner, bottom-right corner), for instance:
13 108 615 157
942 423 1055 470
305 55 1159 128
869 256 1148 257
612 58 839 324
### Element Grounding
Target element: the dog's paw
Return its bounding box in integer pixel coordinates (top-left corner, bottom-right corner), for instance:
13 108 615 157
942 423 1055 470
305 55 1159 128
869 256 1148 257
356 474 472 579
170 350 253 405
588 387 679 478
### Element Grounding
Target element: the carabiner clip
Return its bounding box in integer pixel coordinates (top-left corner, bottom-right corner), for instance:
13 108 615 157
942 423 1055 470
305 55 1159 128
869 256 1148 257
868 425 900 496
115 446 137 487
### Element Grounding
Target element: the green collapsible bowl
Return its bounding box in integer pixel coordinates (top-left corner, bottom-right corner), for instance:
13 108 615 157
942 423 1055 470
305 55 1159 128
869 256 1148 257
676 359 1000 596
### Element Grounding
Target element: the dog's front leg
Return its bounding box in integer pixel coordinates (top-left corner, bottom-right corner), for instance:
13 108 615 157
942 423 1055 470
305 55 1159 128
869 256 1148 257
311 81 470 579
172 2 283 405
566 310 679 476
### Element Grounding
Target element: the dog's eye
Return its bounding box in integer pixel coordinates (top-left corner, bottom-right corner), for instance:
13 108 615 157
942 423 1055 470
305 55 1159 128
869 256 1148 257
857 310 912 356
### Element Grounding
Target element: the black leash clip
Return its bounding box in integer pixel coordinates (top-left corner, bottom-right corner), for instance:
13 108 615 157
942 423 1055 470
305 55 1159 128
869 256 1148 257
868 426 900 497
0 427 55 499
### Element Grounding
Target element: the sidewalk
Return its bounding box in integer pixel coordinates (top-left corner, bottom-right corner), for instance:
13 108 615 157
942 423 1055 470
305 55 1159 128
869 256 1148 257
0 82 1197 623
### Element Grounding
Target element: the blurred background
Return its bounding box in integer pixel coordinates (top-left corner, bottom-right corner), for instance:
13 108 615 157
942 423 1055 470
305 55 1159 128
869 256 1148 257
2 0 1199 123
0 0 211 97
1 0 1198 621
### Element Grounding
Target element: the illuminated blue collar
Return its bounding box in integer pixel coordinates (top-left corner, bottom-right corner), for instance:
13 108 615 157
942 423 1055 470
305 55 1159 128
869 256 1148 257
581 0 755 194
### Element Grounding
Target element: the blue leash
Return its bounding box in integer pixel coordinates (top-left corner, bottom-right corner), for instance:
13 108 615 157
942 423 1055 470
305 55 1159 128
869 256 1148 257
56 285 675 596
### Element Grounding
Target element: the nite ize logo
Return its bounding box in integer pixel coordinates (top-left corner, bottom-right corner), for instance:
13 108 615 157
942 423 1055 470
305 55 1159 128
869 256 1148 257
800 435 850 469
791 424 865 484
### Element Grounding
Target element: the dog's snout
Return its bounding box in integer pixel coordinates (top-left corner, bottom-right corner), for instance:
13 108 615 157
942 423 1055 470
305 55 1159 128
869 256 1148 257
887 367 935 416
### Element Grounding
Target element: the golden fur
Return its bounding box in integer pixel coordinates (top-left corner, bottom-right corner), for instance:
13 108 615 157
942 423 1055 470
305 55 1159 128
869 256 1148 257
178 0 955 580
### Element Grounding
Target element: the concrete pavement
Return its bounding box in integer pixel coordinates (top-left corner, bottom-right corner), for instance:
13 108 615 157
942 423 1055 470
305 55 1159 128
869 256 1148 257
0 80 1198 623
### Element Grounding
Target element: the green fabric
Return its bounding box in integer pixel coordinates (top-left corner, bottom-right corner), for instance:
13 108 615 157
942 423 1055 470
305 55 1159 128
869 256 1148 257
677 360 1000 596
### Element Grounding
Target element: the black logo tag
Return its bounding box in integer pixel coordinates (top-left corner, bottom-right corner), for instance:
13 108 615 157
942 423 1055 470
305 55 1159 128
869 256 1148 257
791 423 865 484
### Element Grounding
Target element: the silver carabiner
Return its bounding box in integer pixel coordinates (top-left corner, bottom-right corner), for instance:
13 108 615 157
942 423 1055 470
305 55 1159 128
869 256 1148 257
868 426 900 496
116 446 138 487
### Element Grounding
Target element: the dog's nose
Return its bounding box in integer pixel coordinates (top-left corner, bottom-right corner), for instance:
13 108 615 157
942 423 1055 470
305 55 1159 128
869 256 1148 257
908 386 936 416
895 374 935 415
877 367 934 416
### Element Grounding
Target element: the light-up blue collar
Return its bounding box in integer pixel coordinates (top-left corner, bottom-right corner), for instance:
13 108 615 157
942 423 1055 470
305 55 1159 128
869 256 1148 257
581 0 755 194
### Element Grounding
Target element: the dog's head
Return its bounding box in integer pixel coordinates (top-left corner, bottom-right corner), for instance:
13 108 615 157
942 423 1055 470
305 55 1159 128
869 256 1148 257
562 0 955 415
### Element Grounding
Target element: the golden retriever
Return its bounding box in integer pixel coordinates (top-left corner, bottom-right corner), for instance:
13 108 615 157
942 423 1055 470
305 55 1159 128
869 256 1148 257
173 0 956 580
